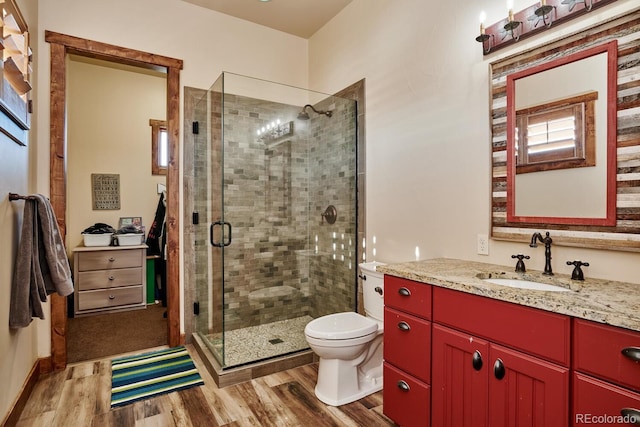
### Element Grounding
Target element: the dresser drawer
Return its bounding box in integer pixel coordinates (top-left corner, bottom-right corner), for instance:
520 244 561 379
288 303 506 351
385 275 432 319
573 373 640 427
383 362 430 427
574 319 640 392
433 287 570 366
384 307 431 383
77 267 143 291
77 249 143 271
77 286 143 311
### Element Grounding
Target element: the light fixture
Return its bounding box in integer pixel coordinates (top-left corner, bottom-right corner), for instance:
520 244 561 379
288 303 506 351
503 0 522 41
534 0 555 28
475 11 494 53
561 0 593 12
476 0 607 55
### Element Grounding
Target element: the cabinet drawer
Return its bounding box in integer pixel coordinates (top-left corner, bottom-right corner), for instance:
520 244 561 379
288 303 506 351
77 286 143 311
433 287 570 366
384 307 431 383
385 275 432 319
573 373 640 427
574 319 640 392
77 267 142 291
77 249 143 271
383 362 430 427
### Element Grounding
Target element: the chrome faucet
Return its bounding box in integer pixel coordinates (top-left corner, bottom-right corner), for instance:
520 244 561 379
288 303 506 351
530 231 553 275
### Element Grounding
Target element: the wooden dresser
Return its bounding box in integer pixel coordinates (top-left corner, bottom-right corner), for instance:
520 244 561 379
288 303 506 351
73 245 147 316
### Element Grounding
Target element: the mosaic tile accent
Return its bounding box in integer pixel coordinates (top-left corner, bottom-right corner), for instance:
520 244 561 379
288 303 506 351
204 316 313 368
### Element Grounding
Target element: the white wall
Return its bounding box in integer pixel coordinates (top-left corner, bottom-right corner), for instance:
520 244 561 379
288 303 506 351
66 57 166 254
309 0 640 284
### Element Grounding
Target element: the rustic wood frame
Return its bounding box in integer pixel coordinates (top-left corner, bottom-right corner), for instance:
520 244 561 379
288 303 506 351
45 31 183 370
490 11 640 251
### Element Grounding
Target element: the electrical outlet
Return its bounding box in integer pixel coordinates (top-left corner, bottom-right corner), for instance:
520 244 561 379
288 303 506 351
477 234 489 255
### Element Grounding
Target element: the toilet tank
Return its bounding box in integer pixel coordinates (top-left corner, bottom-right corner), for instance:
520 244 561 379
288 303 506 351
359 261 386 322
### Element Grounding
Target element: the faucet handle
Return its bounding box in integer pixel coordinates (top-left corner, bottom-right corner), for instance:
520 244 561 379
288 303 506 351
512 254 530 273
566 260 589 281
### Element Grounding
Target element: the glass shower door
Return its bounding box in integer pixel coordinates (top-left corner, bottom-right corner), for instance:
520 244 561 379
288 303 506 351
194 72 358 370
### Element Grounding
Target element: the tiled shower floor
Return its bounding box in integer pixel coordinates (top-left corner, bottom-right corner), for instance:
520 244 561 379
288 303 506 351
205 315 313 368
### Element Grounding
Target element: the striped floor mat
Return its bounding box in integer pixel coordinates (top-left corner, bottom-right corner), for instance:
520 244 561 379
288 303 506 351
110 346 204 408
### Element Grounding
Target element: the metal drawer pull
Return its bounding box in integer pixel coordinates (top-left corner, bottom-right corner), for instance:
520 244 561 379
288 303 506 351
374 286 383 295
108 276 115 281
397 321 411 331
108 257 115 262
398 287 411 297
620 408 640 425
472 350 483 371
397 380 410 392
108 295 115 300
621 347 640 362
494 358 505 380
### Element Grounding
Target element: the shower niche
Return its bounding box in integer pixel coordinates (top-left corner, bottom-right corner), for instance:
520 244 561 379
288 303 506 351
190 72 359 386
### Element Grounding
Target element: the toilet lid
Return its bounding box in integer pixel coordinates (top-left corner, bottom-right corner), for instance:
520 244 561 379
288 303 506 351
305 312 378 340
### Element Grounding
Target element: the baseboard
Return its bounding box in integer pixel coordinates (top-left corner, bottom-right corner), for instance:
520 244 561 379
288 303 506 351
1 356 50 427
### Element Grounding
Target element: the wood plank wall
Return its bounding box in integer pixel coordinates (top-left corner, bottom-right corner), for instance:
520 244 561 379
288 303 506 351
490 10 640 251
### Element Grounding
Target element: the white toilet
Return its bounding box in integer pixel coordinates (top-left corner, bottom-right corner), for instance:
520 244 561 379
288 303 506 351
304 261 386 406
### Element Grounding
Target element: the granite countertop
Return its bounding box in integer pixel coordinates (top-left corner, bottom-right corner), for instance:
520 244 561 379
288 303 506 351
377 258 640 332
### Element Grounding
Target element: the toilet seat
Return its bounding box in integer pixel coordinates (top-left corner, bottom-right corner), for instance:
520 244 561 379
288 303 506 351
305 312 378 340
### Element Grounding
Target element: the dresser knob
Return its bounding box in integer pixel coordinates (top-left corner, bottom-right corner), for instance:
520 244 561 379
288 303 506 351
108 257 115 262
108 276 115 281
108 295 115 300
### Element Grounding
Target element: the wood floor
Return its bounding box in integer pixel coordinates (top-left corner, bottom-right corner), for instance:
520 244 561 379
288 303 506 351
15 345 397 426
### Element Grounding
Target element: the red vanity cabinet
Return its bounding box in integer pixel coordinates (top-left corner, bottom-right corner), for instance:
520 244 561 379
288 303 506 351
431 287 570 427
572 319 640 426
383 275 432 427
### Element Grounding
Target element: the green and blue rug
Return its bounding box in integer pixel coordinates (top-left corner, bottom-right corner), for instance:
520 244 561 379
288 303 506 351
110 346 204 408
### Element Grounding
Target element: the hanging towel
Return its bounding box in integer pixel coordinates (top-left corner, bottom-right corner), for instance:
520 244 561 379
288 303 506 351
9 195 73 328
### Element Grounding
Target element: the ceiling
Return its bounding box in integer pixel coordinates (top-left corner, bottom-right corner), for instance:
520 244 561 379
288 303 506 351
181 0 353 38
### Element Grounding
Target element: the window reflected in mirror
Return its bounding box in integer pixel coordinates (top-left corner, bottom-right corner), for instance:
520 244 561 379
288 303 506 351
515 91 597 174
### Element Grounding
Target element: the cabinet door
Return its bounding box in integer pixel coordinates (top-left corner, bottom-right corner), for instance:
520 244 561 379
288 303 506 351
573 372 640 427
432 324 489 427
489 344 569 427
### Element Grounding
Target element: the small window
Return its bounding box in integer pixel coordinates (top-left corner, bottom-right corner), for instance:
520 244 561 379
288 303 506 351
150 119 168 175
515 91 597 174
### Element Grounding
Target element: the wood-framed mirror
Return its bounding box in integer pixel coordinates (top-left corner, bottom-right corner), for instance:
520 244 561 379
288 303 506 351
490 10 640 251
506 40 617 226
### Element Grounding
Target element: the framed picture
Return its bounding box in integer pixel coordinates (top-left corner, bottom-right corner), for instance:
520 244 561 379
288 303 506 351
118 217 142 229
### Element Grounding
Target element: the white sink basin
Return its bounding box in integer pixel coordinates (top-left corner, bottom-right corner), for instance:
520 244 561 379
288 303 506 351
483 278 570 292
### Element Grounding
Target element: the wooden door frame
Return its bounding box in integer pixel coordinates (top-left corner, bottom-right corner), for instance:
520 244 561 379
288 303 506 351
45 31 183 370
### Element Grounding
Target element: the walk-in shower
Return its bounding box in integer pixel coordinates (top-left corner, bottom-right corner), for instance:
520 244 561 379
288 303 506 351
190 72 358 384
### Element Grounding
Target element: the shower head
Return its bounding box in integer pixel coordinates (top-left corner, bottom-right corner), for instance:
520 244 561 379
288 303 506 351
297 104 333 120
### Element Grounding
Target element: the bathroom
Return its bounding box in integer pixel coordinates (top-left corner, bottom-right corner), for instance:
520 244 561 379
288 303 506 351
1 0 640 424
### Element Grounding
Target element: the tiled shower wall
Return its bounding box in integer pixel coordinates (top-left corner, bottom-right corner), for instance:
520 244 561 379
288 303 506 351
192 86 358 333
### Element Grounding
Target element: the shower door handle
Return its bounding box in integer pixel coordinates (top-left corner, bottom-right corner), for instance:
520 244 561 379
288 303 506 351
210 221 232 247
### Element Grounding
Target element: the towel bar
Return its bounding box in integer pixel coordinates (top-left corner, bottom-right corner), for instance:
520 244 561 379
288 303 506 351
9 193 36 201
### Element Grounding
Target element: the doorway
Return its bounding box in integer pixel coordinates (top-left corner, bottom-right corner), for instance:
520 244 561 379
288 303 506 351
45 31 183 370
